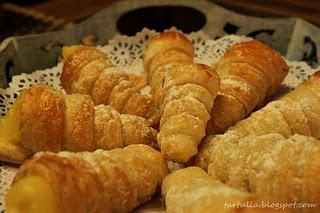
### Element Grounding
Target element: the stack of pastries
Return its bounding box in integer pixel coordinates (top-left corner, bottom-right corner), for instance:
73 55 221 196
1 31 319 213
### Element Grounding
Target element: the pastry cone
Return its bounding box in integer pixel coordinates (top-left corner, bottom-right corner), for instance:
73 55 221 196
143 31 194 81
61 45 160 126
162 167 285 213
158 63 219 162
6 144 169 213
143 32 194 108
196 71 320 169
0 84 157 164
204 134 320 212
144 32 220 162
208 40 289 134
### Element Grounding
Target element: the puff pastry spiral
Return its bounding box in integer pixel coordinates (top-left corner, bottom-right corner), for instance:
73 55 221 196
163 167 281 213
61 45 160 126
208 40 289 134
0 84 157 164
144 32 220 162
204 133 320 212
6 144 169 213
196 71 320 169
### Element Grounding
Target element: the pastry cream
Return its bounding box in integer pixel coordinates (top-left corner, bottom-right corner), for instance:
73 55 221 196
6 175 58 213
0 95 22 146
62 45 82 60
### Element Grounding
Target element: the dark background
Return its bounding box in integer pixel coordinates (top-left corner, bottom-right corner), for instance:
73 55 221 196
0 0 320 42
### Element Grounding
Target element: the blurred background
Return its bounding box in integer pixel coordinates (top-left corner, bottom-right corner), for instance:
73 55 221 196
0 0 320 42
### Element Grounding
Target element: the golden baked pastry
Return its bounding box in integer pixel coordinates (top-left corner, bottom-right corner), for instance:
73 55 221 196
208 40 289 134
202 133 320 211
6 144 169 213
143 32 220 163
143 31 194 82
1 30 317 213
61 45 160 126
157 63 219 163
196 71 320 169
143 32 194 108
162 167 283 213
0 84 157 164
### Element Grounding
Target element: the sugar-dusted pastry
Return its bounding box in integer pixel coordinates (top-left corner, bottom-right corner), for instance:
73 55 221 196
143 31 194 108
0 84 157 164
144 32 220 163
158 63 219 163
162 167 283 213
6 144 169 213
196 71 320 169
203 134 320 212
61 45 160 126
143 31 194 83
208 40 289 134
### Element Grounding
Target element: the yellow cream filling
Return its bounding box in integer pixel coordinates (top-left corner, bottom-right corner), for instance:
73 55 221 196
62 45 83 60
0 95 22 146
6 175 58 213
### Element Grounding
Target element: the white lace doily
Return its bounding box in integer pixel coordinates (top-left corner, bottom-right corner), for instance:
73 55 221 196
0 28 319 211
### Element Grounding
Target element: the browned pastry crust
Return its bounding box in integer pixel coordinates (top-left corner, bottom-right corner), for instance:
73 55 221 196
0 84 157 164
160 63 219 105
207 94 243 134
12 145 169 213
20 84 65 153
196 71 320 170
72 58 112 95
120 113 157 148
204 133 320 211
162 167 287 213
143 31 194 76
64 94 95 152
148 49 193 87
150 55 188 108
94 105 124 150
145 33 194 109
157 63 220 162
91 67 128 105
61 46 160 126
144 32 220 162
61 46 110 93
218 40 288 95
208 40 289 134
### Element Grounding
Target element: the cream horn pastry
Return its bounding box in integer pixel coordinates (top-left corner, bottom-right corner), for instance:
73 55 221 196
0 84 157 164
208 40 289 134
143 32 220 163
204 134 320 212
196 71 320 169
61 45 160 126
6 144 169 213
162 167 285 213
